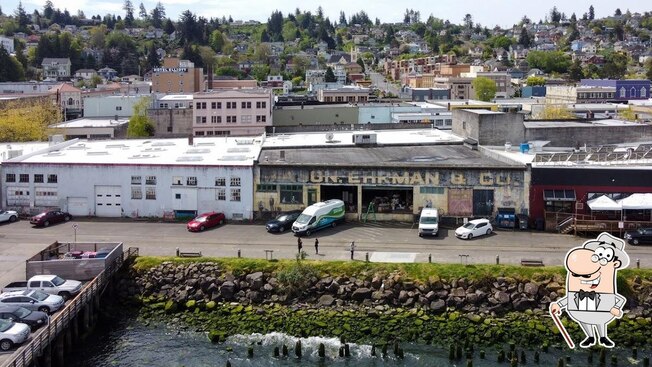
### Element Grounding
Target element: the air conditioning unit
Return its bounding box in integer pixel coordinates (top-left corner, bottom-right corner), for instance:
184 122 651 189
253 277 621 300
352 133 377 145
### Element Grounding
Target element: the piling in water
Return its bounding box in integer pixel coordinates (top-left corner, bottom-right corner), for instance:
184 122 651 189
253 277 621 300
534 351 540 363
511 356 518 367
371 344 376 357
273 346 279 357
467 359 473 367
397 348 404 359
542 343 549 353
466 351 473 359
509 342 516 352
498 350 506 363
520 350 526 364
247 346 253 358
557 357 564 367
449 345 456 360
632 348 638 359
382 344 388 358
344 343 351 358
456 344 463 360
479 350 485 359
600 349 606 364
295 340 302 358
394 341 399 356
226 361 231 367
282 344 288 357
339 346 344 357
643 356 649 367
318 343 326 358
611 355 618 366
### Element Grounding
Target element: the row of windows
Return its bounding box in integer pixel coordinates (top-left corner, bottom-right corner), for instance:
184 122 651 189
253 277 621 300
130 186 241 202
6 174 57 183
196 115 267 124
195 131 231 136
131 176 157 185
131 176 241 187
196 101 267 109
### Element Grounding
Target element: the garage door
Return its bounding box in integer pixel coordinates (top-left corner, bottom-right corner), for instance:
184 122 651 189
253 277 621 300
95 186 122 217
67 197 89 216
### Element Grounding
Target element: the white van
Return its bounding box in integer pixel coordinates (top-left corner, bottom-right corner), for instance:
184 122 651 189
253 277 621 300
418 208 439 237
292 199 345 236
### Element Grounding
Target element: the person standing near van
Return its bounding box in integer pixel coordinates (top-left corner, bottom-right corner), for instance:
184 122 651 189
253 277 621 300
297 237 303 253
314 238 319 255
350 241 355 260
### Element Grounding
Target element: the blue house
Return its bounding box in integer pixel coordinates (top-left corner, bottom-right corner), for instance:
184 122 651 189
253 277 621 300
522 86 546 97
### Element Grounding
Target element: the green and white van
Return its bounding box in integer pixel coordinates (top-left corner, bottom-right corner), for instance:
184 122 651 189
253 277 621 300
292 199 345 236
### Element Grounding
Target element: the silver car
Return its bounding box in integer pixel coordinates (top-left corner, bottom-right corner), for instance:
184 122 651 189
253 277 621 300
0 290 65 314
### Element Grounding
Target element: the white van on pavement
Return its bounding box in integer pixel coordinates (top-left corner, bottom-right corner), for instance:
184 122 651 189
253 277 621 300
292 199 345 236
418 208 439 237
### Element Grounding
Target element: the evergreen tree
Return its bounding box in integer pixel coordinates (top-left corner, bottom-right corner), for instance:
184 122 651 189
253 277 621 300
0 45 25 82
518 28 531 48
568 59 583 82
614 8 622 16
549 7 561 24
139 3 147 20
123 0 135 27
588 5 595 20
356 57 365 73
163 18 175 34
150 2 165 28
339 11 347 26
146 45 160 69
645 59 652 81
324 66 336 82
43 0 54 20
15 1 29 31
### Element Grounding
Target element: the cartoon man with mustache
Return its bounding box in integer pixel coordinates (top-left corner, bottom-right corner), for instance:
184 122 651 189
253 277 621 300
550 232 629 348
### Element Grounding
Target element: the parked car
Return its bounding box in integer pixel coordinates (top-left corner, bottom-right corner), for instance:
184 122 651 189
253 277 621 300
0 290 65 314
0 210 18 223
30 210 71 227
455 219 493 240
266 210 302 233
0 306 48 330
187 212 225 232
624 228 652 245
2 275 82 300
0 318 31 351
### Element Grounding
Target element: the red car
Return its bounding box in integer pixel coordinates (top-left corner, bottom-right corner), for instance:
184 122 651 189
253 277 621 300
187 212 225 232
30 210 72 227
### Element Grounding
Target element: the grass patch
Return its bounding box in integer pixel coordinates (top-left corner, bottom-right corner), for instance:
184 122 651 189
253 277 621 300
132 257 573 282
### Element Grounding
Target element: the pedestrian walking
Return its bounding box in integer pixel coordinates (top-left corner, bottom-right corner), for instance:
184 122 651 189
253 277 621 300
350 241 355 260
314 238 319 255
297 237 303 253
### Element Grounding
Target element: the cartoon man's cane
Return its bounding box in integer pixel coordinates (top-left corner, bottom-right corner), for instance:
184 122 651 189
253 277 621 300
550 309 575 349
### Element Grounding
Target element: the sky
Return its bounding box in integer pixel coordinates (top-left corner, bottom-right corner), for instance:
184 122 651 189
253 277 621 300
3 0 650 29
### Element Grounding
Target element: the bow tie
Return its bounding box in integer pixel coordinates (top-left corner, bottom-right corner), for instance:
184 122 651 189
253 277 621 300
579 290 596 301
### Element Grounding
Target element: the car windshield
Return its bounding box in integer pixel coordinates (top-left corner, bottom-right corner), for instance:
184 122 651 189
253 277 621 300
420 217 438 224
276 214 289 221
193 216 208 223
639 229 646 234
0 319 12 332
295 214 311 224
51 276 66 286
31 291 49 301
14 307 31 318
463 223 476 229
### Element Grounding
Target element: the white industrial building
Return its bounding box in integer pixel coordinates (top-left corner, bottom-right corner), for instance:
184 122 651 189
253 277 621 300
2 136 263 219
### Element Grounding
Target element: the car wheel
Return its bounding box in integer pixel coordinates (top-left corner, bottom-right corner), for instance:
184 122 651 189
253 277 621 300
279 226 285 232
59 292 71 301
9 215 17 223
305 230 311 236
0 339 13 352
64 215 71 221
419 233 423 238
219 219 224 225
43 220 50 227
467 234 473 240
38 306 50 314
486 228 492 235
332 221 337 228
199 225 205 232
633 239 639 245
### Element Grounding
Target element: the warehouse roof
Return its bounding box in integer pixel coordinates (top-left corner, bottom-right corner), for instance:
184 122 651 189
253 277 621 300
258 144 524 169
7 136 263 167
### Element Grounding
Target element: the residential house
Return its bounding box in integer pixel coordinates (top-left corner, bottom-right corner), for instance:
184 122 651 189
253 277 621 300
51 83 83 120
98 67 118 80
192 89 274 137
75 69 98 80
42 58 72 80
0 36 14 54
317 86 369 103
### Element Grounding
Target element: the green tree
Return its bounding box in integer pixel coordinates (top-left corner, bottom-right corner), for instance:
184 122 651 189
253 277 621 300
588 5 595 20
542 105 575 120
14 1 29 32
324 66 336 82
127 97 154 137
0 45 25 82
0 98 60 142
123 0 135 27
518 28 531 48
251 64 270 81
146 44 160 69
568 59 583 82
150 2 165 28
472 77 497 102
282 21 298 43
209 30 225 53
526 50 571 74
601 51 629 79
356 57 365 73
526 76 545 86
646 59 652 81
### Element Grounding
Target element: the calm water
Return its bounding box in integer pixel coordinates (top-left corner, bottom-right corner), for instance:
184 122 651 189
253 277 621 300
66 314 647 367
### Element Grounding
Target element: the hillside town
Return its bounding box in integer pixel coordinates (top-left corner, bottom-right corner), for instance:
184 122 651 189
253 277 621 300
1 3 652 235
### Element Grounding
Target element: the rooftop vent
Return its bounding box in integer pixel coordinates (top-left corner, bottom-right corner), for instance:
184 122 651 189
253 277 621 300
106 144 129 149
86 151 109 155
129 154 157 159
196 142 216 146
185 148 210 154
152 141 176 147
227 147 250 153
235 139 254 145
176 156 204 162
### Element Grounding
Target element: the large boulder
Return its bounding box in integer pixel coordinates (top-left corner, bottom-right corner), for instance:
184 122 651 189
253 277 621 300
495 291 510 304
524 282 539 296
318 294 335 306
246 272 265 290
430 299 446 313
351 288 372 302
220 281 236 300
